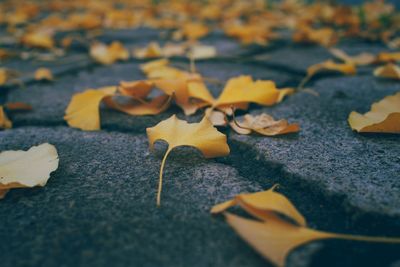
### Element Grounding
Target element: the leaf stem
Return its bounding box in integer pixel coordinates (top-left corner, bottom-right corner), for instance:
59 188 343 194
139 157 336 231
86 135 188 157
157 148 172 207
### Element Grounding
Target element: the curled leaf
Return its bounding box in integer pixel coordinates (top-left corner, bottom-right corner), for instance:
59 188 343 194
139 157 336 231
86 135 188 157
34 67 53 81
373 63 400 80
215 187 400 267
0 143 59 199
348 92 400 133
211 185 306 226
231 113 300 136
147 115 230 206
64 86 117 131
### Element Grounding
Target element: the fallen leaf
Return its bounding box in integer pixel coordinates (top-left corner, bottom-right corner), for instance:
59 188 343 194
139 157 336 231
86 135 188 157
0 106 12 129
211 185 306 226
348 92 400 133
140 59 170 74
133 42 163 59
293 26 338 47
329 48 376 65
34 67 53 81
205 108 227 126
214 186 400 267
21 30 54 49
90 41 129 65
4 102 32 111
187 45 217 59
300 60 356 88
64 86 117 131
181 23 209 40
214 76 282 112
230 113 300 136
104 94 172 116
373 63 400 80
0 143 59 199
147 115 230 206
377 52 400 63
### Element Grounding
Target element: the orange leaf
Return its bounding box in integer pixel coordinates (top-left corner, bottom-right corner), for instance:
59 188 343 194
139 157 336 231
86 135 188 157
34 67 53 81
230 113 300 136
373 63 400 80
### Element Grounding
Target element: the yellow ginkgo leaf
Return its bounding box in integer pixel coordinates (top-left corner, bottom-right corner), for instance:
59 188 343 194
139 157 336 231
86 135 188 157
34 67 53 81
215 187 400 267
0 143 59 199
21 30 54 49
300 60 356 88
181 23 209 40
377 52 400 63
147 115 230 206
133 42 163 59
348 92 400 133
329 48 376 66
230 113 300 136
211 185 306 226
90 41 129 65
214 76 281 111
140 59 170 74
224 212 400 267
0 106 12 129
373 63 400 80
64 86 117 131
293 26 338 47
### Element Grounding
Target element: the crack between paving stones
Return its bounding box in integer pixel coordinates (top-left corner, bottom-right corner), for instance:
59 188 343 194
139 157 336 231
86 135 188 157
216 137 400 237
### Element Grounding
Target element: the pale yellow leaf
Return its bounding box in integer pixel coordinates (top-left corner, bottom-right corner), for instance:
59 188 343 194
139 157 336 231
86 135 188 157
0 143 59 198
348 92 400 133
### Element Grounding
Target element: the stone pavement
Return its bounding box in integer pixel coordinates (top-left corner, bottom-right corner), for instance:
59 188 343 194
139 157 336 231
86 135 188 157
1 20 400 267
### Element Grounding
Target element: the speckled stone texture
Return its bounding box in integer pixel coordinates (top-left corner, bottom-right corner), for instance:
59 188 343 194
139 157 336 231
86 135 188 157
0 127 399 267
229 75 400 217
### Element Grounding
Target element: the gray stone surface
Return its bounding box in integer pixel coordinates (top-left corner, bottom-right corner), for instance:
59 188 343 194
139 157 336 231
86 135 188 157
0 127 399 267
0 126 265 267
6 60 295 132
230 75 400 217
